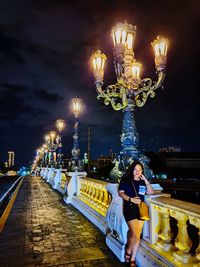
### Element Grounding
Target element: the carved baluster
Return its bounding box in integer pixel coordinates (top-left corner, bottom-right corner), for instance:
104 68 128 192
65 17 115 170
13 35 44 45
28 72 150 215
100 189 107 213
189 216 200 265
79 180 83 196
170 210 192 263
88 182 93 199
91 183 96 202
89 182 95 204
196 230 200 262
85 182 91 199
97 185 104 210
82 181 87 197
81 181 87 199
102 188 108 207
87 182 91 199
92 183 98 205
102 188 111 213
156 206 172 251
94 185 100 207
81 180 86 198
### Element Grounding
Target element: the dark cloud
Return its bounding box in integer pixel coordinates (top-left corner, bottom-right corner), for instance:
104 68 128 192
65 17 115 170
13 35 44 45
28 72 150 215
34 89 64 103
0 83 31 121
0 31 26 64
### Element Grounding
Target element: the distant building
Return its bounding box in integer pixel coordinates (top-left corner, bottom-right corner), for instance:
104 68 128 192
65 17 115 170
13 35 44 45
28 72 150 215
165 158 200 169
83 153 88 164
8 151 15 168
159 146 181 153
109 148 116 159
97 152 116 169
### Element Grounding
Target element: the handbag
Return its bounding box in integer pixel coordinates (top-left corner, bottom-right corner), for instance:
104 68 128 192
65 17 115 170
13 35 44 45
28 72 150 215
131 181 150 221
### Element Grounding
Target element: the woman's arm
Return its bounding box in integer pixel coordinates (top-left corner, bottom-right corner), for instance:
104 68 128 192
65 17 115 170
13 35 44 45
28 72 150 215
118 191 141 204
140 174 154 195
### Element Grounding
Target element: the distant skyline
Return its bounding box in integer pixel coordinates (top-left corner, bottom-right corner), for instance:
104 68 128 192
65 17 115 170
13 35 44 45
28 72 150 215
0 0 199 166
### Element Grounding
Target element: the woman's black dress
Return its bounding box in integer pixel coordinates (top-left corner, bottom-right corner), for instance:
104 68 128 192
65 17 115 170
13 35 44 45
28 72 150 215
118 179 146 222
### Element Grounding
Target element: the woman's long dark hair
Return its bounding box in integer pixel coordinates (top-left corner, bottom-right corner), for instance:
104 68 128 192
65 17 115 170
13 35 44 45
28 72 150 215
123 160 144 181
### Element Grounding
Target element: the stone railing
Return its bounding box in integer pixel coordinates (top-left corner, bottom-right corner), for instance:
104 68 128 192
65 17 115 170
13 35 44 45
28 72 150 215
148 196 200 266
77 178 112 217
38 167 200 266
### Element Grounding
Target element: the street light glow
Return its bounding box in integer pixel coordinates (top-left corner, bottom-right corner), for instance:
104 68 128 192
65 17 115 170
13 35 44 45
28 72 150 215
91 50 107 85
71 97 83 118
56 119 66 132
111 21 136 50
49 131 56 141
152 35 168 57
131 61 142 81
44 134 50 143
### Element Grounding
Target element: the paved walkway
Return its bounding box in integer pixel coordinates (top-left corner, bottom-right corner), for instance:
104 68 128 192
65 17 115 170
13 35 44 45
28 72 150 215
0 175 126 267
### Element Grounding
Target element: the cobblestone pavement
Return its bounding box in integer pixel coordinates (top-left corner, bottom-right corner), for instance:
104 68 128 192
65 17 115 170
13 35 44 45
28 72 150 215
0 175 126 267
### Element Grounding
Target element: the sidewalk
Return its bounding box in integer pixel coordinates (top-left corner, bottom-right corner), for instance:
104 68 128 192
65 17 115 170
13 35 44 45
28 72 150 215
0 175 126 267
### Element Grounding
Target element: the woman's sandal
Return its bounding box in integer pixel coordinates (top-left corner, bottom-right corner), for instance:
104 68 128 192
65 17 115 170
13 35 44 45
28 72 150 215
129 260 137 267
125 251 131 263
124 245 131 263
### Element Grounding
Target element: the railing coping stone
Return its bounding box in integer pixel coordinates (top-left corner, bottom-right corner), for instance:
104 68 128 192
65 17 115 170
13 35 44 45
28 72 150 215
150 196 200 216
79 177 109 186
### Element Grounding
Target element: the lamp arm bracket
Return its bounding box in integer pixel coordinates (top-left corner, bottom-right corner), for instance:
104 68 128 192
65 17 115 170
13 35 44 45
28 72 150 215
135 89 155 107
95 81 103 94
96 83 127 111
135 71 165 96
135 71 166 107
154 71 166 89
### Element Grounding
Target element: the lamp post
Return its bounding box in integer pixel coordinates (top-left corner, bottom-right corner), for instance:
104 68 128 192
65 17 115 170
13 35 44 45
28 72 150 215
56 118 66 168
36 148 44 167
44 131 57 167
41 143 47 167
71 97 83 171
44 134 50 167
50 130 57 167
90 21 168 178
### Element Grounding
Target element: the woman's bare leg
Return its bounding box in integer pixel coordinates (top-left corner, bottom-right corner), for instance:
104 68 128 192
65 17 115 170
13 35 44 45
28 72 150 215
125 229 132 262
127 219 144 261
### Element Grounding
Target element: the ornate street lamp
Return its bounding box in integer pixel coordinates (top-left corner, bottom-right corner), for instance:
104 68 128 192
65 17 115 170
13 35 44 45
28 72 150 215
50 130 57 167
56 118 66 168
44 131 58 167
41 143 47 167
90 21 168 178
44 134 50 167
71 97 83 171
36 148 43 167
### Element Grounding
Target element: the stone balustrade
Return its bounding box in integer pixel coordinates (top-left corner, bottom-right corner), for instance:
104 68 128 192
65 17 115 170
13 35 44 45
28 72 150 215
38 167 200 266
77 177 112 217
149 196 200 266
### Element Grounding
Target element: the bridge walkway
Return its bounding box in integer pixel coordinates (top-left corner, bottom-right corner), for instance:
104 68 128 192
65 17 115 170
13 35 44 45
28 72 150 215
0 175 126 267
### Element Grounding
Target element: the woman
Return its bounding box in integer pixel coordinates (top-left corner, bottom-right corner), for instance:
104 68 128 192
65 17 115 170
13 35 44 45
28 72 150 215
118 161 154 267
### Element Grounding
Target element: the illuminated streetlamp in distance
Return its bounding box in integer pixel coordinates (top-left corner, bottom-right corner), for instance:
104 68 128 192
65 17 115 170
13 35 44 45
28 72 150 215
70 97 83 171
55 119 66 168
45 131 58 167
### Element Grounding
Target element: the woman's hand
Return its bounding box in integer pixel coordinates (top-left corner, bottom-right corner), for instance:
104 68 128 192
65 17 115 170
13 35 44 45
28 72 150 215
131 197 141 204
140 174 151 186
140 174 147 182
140 174 155 195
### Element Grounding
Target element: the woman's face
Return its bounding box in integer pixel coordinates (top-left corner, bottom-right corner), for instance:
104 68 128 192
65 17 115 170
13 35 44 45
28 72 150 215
133 164 143 179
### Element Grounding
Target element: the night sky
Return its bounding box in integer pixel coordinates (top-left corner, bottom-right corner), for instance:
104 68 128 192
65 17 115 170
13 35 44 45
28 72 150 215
0 0 199 166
